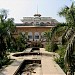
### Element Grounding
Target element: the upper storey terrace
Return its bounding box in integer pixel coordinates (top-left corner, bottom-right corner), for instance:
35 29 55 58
16 13 59 26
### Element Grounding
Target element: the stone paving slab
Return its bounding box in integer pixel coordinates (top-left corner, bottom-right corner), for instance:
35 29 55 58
41 56 65 75
0 60 22 75
40 48 60 58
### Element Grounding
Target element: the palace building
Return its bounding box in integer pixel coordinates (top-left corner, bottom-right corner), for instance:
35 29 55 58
14 13 58 47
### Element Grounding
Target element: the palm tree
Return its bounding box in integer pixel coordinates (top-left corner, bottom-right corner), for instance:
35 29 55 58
58 2 75 74
59 2 75 27
58 2 75 45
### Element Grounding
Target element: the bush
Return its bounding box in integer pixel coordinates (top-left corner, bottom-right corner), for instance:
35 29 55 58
45 42 58 52
55 57 66 73
45 43 51 52
51 43 58 52
62 37 67 45
55 45 67 73
2 57 10 65
0 57 10 69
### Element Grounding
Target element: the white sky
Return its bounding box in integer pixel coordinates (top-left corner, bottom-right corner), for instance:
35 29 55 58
0 0 72 23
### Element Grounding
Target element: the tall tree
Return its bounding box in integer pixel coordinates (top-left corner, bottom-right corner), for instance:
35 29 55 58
59 2 75 27
0 9 15 58
59 2 75 74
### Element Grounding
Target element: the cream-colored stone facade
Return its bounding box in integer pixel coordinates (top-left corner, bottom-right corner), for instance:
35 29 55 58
14 14 58 47
14 26 54 40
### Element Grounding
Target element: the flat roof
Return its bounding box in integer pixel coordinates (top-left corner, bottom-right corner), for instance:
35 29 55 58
16 26 55 28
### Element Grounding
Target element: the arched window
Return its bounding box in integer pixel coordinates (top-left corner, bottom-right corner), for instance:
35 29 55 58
34 32 40 41
40 22 45 26
46 22 50 25
25 22 29 26
30 22 34 25
28 32 33 41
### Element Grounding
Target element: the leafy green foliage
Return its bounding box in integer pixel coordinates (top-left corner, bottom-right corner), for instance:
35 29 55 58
0 57 10 69
45 43 51 52
51 43 58 52
55 45 66 72
55 57 66 72
59 2 75 27
52 2 75 74
44 30 51 42
7 32 27 52
56 45 66 57
0 9 15 68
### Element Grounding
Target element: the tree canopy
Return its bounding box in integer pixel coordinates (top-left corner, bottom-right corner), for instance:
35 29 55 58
59 2 75 27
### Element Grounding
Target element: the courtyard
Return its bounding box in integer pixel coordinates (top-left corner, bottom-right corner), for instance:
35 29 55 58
0 48 65 75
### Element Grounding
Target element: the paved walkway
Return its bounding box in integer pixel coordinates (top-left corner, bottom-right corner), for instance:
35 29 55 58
0 48 66 75
41 56 65 75
40 48 65 75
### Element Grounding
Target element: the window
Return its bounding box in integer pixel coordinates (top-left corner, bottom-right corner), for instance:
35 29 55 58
40 22 45 26
28 32 33 39
28 35 32 39
35 35 39 39
34 32 40 40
